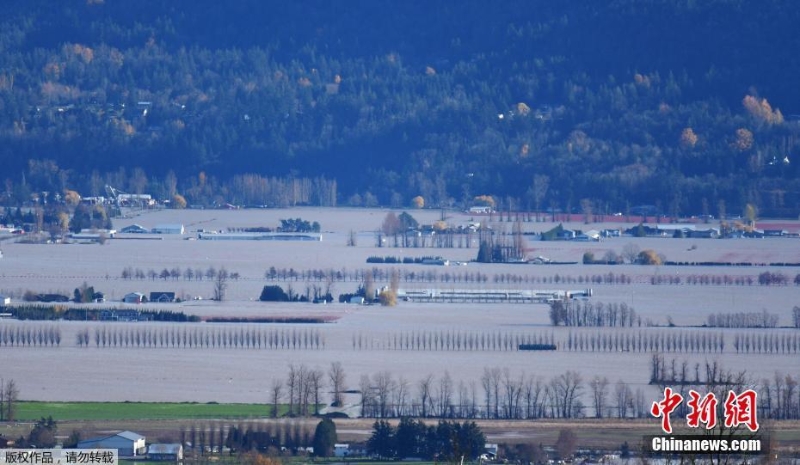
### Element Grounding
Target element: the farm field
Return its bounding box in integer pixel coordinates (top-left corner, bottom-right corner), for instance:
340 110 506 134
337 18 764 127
0 207 798 444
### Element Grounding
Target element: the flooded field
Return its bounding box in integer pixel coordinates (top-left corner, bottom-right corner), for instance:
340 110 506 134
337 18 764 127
0 207 798 405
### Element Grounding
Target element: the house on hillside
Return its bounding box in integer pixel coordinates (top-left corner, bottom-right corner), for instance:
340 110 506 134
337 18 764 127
147 443 183 461
78 431 146 458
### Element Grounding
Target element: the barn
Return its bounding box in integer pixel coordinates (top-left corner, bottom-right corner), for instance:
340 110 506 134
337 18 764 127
78 431 146 458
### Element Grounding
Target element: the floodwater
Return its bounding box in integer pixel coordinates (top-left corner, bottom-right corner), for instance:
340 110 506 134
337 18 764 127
0 207 798 404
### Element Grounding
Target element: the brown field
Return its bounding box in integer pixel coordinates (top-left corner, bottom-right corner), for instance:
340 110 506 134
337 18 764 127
0 207 799 448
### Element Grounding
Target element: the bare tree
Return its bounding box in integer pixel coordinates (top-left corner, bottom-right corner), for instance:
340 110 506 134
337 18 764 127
394 376 410 417
307 367 325 415
437 371 454 417
359 374 374 418
213 268 229 301
589 376 609 418
621 243 641 264
373 371 395 418
551 371 583 418
286 365 298 416
3 379 18 421
498 369 516 418
270 378 283 418
614 380 632 418
417 374 434 417
328 361 347 407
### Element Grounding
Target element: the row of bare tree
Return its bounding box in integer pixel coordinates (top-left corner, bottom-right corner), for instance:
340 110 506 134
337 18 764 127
732 332 800 354
351 331 555 352
564 329 726 353
356 368 650 420
74 326 324 350
0 324 61 346
707 310 779 328
120 266 240 282
649 355 800 420
351 328 800 355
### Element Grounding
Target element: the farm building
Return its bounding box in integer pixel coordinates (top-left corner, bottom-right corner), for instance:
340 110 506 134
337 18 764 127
150 292 176 302
334 444 350 458
197 232 321 241
123 292 146 304
0 294 10 305
152 224 185 234
147 443 183 461
120 224 149 234
78 431 146 458
100 309 141 322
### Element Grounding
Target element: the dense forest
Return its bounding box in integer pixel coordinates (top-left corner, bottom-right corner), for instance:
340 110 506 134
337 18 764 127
1 0 799 216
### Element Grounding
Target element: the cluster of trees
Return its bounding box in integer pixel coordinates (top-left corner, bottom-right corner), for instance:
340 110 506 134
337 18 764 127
258 285 333 303
0 324 61 346
173 421 308 457
367 419 486 461
550 301 639 327
758 271 795 286
707 310 779 328
277 218 320 233
74 325 324 350
263 363 343 419
14 417 58 448
174 418 335 459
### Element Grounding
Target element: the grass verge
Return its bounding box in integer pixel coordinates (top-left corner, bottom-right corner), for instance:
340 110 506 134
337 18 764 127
16 401 274 421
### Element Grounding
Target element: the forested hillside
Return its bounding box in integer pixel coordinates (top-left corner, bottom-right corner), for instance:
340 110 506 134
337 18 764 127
1 0 799 216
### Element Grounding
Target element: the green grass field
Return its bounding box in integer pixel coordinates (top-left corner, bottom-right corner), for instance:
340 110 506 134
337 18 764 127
16 401 276 421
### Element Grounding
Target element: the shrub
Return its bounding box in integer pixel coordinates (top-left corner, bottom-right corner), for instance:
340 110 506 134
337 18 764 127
259 285 289 302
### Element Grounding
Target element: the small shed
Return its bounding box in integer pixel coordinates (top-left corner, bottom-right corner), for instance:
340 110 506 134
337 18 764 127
148 443 183 461
0 295 10 305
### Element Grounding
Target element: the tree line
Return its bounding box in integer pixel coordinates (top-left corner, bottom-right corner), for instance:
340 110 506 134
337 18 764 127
74 326 324 350
0 324 62 346
367 418 486 461
261 266 800 288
